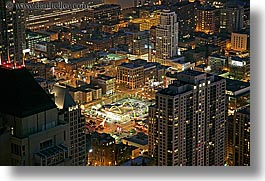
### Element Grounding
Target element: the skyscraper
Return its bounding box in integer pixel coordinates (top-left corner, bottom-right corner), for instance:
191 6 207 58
155 10 178 64
220 2 244 33
233 106 250 166
52 85 87 166
195 5 220 34
0 66 71 166
0 0 25 64
148 70 226 166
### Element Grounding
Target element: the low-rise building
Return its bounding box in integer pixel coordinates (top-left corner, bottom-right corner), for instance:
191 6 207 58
91 75 116 95
69 89 93 105
35 77 55 93
117 62 144 89
117 59 165 89
122 132 148 152
90 132 116 166
34 41 56 59
115 143 140 165
120 156 155 166
61 44 90 59
165 56 195 71
228 56 250 80
208 54 227 73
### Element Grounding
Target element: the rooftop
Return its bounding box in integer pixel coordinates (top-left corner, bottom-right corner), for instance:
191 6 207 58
209 54 227 59
179 69 205 76
230 56 250 62
119 62 143 69
123 132 148 146
51 84 76 110
0 67 56 118
120 156 153 166
68 57 95 64
97 74 116 81
226 79 250 92
62 44 88 52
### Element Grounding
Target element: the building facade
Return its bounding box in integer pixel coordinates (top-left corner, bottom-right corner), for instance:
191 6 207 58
52 85 87 166
0 0 25 64
233 107 250 166
220 3 244 33
195 6 220 34
90 132 115 166
155 10 178 64
0 67 71 166
91 75 116 95
231 32 249 52
148 70 226 166
117 63 144 89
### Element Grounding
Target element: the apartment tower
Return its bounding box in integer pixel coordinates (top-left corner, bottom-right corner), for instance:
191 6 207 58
155 10 178 64
148 70 226 166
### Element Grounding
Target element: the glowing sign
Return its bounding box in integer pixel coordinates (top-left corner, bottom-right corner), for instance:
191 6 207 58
231 60 244 67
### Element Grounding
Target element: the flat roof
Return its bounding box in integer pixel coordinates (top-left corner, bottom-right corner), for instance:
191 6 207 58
179 69 205 76
226 78 250 92
123 132 148 146
97 74 115 81
119 62 143 69
69 57 94 63
209 54 226 59
62 44 88 52
121 156 153 166
230 56 250 62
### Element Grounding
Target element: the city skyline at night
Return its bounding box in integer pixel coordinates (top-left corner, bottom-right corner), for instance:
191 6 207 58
0 0 250 166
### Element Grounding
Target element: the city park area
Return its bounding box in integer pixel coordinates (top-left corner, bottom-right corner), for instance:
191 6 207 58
84 97 152 142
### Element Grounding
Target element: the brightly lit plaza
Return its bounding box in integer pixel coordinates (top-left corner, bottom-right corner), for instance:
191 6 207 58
85 98 151 141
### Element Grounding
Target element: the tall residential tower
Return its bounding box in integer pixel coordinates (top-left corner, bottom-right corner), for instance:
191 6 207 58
0 0 25 64
155 10 178 64
149 70 226 166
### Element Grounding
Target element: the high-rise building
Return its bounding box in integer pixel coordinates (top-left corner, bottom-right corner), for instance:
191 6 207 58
231 32 249 52
130 30 151 56
170 1 195 37
52 85 87 166
233 106 250 166
0 66 71 166
220 3 244 33
0 0 25 64
148 70 226 166
155 10 178 64
224 79 250 166
195 5 220 34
